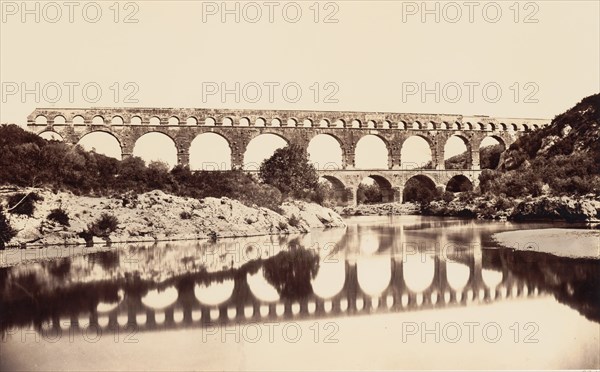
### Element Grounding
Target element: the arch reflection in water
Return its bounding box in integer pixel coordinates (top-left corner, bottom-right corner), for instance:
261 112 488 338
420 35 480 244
194 280 234 305
357 257 391 296
247 271 280 302
446 261 470 290
311 260 345 299
403 253 435 293
96 289 124 312
142 287 179 309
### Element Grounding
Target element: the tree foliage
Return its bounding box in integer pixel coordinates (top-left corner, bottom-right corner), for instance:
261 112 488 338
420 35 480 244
259 144 319 199
0 207 17 250
0 124 285 210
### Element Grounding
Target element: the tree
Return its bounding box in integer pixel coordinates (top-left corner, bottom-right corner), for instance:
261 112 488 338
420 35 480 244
0 207 17 250
259 144 319 199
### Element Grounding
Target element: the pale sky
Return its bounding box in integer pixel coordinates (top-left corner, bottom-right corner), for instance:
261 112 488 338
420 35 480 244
2 1 599 170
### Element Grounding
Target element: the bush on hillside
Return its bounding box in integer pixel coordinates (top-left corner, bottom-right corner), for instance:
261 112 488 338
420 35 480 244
7 192 43 216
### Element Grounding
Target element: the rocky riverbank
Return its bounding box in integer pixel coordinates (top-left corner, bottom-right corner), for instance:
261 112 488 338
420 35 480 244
336 202 420 216
2 188 346 249
423 195 600 223
335 194 600 223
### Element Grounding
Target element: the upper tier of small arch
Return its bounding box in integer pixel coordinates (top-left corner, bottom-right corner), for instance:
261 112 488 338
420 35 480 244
28 107 551 132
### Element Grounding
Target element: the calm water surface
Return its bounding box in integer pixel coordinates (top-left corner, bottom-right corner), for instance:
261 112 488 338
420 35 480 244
1 216 598 370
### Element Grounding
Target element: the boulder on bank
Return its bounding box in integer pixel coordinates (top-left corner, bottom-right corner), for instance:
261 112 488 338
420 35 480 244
510 196 600 222
2 189 346 248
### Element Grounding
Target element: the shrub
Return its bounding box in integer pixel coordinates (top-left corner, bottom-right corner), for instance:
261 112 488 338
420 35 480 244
0 207 17 250
442 191 455 203
278 221 288 230
288 214 300 227
180 211 192 220
87 213 119 237
7 192 43 216
47 207 70 226
259 144 319 199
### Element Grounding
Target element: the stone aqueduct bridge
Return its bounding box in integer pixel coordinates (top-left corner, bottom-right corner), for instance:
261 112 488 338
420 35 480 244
27 108 550 204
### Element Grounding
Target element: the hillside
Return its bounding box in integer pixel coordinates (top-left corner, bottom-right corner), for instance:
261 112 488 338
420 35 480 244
480 93 600 198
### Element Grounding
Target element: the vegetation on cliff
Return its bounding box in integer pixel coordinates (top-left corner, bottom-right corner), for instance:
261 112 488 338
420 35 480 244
419 94 600 221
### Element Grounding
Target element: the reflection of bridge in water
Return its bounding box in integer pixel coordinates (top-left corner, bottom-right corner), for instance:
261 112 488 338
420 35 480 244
48 252 540 334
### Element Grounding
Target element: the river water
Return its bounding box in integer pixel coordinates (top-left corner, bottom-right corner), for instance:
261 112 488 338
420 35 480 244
1 215 598 370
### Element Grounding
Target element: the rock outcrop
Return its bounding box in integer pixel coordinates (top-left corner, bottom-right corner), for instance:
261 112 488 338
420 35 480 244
3 189 346 248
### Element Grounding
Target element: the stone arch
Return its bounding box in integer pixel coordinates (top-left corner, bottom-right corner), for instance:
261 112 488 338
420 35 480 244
401 135 433 169
53 115 66 125
186 117 198 126
351 119 361 128
499 123 508 131
464 122 474 130
255 117 266 127
168 116 180 126
403 174 438 203
318 119 330 128
72 115 85 125
133 131 178 168
411 121 421 130
319 175 348 205
286 118 297 127
149 116 161 126
333 119 345 128
357 174 397 204
444 134 471 169
398 121 407 130
381 120 391 129
78 130 123 160
109 116 124 126
355 134 389 169
446 175 474 192
39 130 64 141
204 117 216 126
477 134 507 150
478 134 507 170
239 117 251 127
189 132 232 171
302 118 313 127
270 118 282 127
92 115 105 125
366 120 376 129
35 115 47 124
243 133 289 170
222 117 233 126
522 124 529 132
130 116 142 125
307 133 344 170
